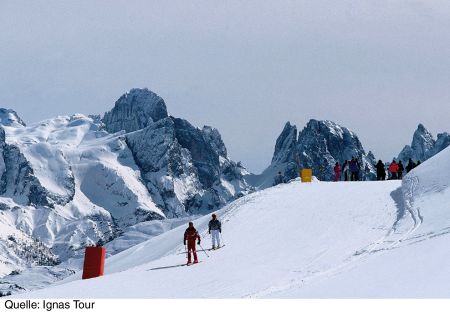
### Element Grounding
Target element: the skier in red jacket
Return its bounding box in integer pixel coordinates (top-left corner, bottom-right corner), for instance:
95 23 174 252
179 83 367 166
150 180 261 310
184 222 201 265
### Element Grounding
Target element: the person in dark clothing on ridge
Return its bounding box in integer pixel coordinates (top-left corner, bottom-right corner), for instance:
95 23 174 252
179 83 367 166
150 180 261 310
349 157 360 181
273 171 284 186
184 222 201 265
208 214 222 249
376 160 386 181
342 160 349 181
398 160 404 179
406 158 415 173
364 164 371 181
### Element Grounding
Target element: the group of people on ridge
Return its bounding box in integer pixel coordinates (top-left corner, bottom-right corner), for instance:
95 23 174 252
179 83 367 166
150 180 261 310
334 157 363 181
273 157 422 185
375 158 420 181
333 157 421 182
183 213 222 265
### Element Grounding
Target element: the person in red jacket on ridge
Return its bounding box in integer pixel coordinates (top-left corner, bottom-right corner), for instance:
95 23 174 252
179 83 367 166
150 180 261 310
334 162 341 182
184 222 201 265
389 159 399 180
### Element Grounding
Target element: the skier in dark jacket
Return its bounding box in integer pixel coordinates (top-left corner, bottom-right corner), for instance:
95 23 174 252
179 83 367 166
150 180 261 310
184 222 201 265
397 161 404 179
208 214 222 249
376 160 385 181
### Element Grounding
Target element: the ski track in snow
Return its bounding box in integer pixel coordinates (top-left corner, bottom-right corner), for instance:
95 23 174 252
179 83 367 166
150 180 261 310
246 177 424 298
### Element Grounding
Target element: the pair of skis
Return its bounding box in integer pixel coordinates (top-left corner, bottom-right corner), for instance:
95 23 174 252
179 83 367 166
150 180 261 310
149 245 225 270
205 245 226 252
184 245 225 267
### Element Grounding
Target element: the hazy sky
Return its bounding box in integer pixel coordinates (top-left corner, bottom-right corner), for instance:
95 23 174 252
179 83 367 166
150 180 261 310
1 1 449 173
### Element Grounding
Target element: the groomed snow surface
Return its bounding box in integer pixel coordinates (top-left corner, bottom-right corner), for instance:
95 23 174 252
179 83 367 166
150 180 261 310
19 147 450 298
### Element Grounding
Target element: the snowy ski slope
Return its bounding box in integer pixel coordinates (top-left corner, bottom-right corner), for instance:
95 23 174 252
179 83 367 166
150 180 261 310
19 147 450 298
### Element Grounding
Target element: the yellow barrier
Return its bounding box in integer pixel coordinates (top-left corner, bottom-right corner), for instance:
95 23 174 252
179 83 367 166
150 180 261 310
300 169 313 183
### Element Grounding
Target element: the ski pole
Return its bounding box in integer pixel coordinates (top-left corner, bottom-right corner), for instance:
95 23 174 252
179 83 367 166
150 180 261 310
198 243 210 258
185 244 188 259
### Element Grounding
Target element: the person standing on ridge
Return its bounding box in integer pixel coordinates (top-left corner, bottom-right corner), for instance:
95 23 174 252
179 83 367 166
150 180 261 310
406 158 415 173
342 160 349 181
364 164 371 181
273 171 283 186
398 160 404 179
376 160 385 180
349 157 360 181
389 159 399 180
184 222 201 265
208 214 222 250
334 162 341 181
355 158 361 180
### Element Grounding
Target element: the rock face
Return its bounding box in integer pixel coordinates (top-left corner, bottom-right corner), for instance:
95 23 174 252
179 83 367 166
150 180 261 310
398 124 450 164
104 89 253 217
271 122 299 180
103 88 168 133
259 120 376 184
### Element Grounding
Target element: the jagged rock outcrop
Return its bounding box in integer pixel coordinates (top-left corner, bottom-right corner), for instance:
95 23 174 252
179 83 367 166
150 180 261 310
435 132 450 154
398 124 450 164
125 118 200 217
258 120 376 184
104 88 253 216
103 88 168 133
202 126 227 158
171 118 221 188
270 122 299 180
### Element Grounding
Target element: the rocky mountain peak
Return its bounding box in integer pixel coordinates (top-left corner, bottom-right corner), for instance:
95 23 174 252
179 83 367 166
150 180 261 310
411 124 435 155
260 119 375 183
103 88 168 133
202 126 227 158
271 121 298 165
398 124 450 164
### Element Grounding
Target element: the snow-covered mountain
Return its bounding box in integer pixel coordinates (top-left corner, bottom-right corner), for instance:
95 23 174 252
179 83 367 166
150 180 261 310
248 120 376 187
0 113 168 290
398 124 450 164
2 87 448 297
103 88 253 217
19 145 450 298
0 88 252 293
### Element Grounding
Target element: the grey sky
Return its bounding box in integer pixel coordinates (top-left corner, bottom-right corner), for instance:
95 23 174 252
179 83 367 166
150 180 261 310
1 1 449 173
